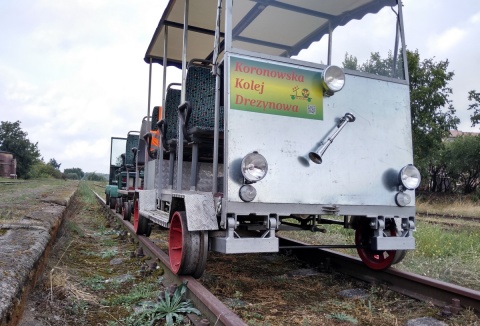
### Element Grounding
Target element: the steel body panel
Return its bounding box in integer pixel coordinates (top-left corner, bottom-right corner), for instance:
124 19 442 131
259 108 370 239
225 54 414 209
209 236 279 253
224 201 416 217
373 236 415 250
138 189 156 211
145 160 156 190
172 192 219 231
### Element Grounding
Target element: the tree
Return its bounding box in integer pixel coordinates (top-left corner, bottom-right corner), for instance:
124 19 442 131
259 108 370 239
28 161 63 179
424 148 451 193
343 50 404 79
86 172 106 182
64 167 85 180
407 50 459 164
0 121 41 178
443 136 480 194
48 158 61 170
468 90 480 127
343 53 358 71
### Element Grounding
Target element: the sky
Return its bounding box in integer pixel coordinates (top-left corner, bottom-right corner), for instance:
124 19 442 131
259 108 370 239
1 0 479 174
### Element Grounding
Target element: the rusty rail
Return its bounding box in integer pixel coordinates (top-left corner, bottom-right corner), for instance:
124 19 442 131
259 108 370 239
92 190 247 326
278 236 480 314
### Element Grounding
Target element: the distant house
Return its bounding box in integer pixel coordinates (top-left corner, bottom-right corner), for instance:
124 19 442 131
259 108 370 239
446 130 480 142
0 151 17 178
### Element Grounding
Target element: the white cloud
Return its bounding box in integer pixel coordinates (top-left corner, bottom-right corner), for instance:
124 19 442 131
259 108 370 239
0 0 168 173
427 27 467 54
469 11 480 24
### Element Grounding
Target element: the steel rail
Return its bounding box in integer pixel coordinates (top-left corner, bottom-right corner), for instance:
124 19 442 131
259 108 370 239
92 190 247 326
417 211 480 222
278 236 480 314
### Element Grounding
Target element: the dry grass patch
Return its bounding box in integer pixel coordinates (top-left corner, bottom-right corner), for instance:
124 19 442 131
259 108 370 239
417 192 480 218
0 178 78 222
21 182 203 325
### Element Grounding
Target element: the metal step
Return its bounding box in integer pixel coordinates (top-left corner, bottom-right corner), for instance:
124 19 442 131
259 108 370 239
140 209 169 228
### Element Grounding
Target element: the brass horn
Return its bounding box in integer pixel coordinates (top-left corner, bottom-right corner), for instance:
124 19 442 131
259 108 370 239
309 112 356 164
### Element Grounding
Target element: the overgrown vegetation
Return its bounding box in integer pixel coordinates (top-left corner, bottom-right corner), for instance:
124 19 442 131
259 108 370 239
123 283 200 326
27 161 64 179
202 250 479 325
0 178 76 221
398 221 480 290
21 182 197 325
425 135 480 194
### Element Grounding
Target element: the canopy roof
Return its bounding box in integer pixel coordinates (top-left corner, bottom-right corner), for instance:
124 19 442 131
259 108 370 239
144 0 397 68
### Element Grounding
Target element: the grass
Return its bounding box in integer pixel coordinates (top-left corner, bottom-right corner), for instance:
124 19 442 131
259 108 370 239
326 312 358 324
0 178 78 221
202 251 464 325
104 283 159 306
122 282 200 326
22 181 193 325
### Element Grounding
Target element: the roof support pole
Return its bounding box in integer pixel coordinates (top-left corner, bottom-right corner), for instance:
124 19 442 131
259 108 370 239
156 26 169 196
176 0 189 191
162 26 169 117
393 17 399 78
327 22 332 65
141 57 153 190
212 0 223 194
147 58 152 129
397 0 409 84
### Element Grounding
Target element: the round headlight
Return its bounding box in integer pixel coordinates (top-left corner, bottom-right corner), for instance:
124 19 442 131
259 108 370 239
399 164 421 190
322 65 345 94
239 184 257 202
241 152 268 182
395 192 411 207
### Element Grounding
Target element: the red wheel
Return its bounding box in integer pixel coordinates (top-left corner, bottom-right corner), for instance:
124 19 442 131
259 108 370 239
169 211 208 278
133 199 150 236
133 199 140 232
355 219 397 270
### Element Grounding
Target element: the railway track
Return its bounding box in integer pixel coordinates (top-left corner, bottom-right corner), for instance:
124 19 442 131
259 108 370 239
417 211 480 223
92 188 480 323
279 237 480 315
92 190 247 326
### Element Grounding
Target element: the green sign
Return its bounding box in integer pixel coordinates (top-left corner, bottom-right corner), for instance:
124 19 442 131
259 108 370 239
230 57 324 120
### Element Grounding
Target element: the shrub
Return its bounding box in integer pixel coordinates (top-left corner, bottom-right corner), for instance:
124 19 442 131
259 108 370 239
27 162 63 179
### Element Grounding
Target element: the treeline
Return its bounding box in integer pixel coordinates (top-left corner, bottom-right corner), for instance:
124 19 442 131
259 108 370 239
424 135 480 194
0 121 105 181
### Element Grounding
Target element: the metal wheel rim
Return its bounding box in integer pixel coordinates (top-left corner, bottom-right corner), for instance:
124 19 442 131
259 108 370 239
355 220 396 270
168 211 208 278
169 211 184 274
